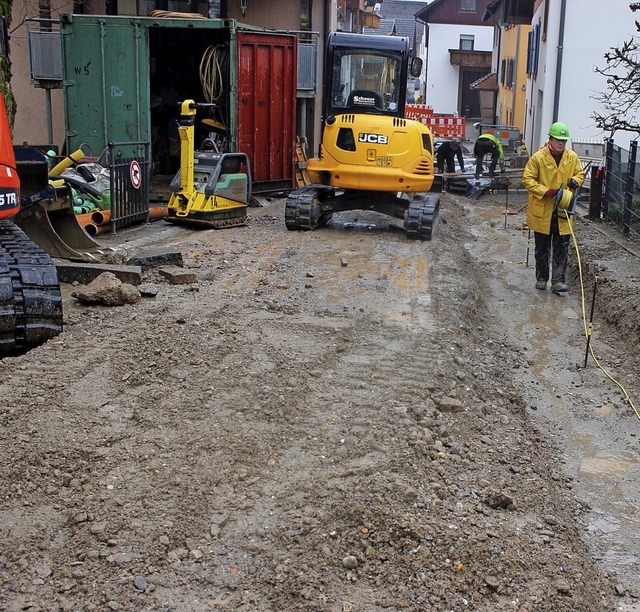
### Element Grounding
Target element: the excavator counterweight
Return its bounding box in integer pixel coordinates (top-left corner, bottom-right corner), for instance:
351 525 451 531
285 31 440 240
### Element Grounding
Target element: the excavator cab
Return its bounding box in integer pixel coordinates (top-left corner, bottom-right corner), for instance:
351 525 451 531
286 31 439 240
326 34 411 118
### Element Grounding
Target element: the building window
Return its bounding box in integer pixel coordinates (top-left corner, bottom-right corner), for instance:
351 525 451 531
527 22 540 77
460 35 474 51
458 0 477 11
506 58 515 89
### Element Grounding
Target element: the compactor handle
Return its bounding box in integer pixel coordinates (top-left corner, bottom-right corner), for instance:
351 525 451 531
178 100 218 114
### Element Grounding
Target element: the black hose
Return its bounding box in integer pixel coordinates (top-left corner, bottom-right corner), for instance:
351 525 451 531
50 175 102 199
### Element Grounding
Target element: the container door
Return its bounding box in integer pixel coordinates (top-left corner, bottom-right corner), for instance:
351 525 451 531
236 31 296 193
61 16 150 157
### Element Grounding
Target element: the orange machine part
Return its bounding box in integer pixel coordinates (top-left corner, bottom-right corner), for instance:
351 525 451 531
0 93 20 220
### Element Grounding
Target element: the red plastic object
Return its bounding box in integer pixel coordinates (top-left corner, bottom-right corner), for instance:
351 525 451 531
0 93 19 220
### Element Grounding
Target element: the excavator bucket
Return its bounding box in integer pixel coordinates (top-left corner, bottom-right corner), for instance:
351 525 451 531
13 147 111 261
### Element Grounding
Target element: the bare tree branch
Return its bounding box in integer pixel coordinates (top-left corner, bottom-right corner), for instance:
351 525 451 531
591 6 640 137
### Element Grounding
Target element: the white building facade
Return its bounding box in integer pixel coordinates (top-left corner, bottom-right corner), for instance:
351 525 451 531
525 0 637 154
425 23 493 114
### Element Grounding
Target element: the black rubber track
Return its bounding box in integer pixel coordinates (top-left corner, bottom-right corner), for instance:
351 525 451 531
404 196 439 240
0 220 63 357
285 186 325 230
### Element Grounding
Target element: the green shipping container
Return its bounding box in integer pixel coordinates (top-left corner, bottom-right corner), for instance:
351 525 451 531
60 14 297 192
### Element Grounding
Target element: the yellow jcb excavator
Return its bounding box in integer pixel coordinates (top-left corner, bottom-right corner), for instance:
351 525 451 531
286 31 440 240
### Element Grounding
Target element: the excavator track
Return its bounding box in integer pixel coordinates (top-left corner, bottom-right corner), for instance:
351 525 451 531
0 220 63 357
286 185 439 241
404 195 439 241
285 185 334 230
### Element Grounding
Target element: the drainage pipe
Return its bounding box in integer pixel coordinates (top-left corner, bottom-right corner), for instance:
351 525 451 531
552 0 568 122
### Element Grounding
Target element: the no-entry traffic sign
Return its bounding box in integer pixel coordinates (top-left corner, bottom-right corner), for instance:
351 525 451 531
130 160 142 189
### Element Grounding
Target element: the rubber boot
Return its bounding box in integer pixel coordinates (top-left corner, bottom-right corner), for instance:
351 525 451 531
551 233 570 294
534 231 550 290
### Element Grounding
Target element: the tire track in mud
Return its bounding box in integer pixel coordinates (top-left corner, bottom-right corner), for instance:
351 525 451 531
149 221 456 591
212 223 448 412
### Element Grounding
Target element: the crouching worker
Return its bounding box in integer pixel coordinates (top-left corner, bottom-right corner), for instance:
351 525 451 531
436 139 465 174
473 133 504 178
522 122 584 294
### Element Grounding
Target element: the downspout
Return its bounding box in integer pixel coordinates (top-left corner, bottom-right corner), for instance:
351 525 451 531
511 25 520 126
552 0 567 122
495 26 501 124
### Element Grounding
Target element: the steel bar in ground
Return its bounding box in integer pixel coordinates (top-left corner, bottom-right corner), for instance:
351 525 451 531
584 274 599 368
504 175 509 230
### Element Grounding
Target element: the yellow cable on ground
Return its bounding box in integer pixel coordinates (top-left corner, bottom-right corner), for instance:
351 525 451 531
567 215 639 418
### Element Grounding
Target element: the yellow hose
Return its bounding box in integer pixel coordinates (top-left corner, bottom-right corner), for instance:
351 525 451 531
568 215 638 417
50 149 85 176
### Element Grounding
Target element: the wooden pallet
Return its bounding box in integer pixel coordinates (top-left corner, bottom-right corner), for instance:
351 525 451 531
295 136 311 188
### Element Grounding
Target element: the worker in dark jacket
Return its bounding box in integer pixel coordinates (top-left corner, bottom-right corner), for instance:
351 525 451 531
474 133 504 178
436 139 465 174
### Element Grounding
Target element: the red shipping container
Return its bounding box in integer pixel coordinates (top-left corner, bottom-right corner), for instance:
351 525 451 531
237 31 297 193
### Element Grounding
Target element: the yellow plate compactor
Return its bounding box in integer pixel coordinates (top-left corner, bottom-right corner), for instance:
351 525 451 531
166 100 251 229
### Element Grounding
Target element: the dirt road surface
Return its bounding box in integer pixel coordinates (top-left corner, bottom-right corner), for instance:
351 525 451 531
1 188 640 611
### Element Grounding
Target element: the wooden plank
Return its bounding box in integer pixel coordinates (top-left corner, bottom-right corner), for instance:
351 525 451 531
295 136 311 188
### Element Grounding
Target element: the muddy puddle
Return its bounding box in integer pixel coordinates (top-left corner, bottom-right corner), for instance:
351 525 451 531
466 191 640 602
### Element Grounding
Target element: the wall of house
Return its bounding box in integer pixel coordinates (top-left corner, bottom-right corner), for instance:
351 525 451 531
525 0 637 153
10 0 68 149
496 24 529 131
424 0 493 26
226 2 301 30
425 23 492 116
563 0 637 151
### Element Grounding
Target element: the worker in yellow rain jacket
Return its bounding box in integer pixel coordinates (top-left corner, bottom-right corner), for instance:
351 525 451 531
522 122 584 294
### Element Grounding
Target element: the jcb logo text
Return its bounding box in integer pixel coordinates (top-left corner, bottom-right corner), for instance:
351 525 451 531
358 133 388 144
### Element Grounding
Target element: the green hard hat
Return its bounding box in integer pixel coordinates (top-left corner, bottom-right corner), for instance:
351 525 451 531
548 122 570 140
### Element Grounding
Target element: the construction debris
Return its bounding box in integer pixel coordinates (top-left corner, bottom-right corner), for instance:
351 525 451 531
71 271 141 306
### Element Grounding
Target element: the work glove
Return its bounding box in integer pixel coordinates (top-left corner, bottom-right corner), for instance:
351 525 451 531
568 178 580 190
544 188 557 198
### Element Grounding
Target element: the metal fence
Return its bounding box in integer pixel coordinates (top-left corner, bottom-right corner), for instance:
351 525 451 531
600 139 640 238
107 140 150 233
